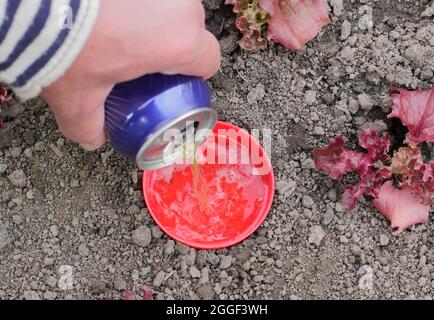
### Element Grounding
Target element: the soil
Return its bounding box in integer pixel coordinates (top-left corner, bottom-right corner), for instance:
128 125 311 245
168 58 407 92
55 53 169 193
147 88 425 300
1 0 434 300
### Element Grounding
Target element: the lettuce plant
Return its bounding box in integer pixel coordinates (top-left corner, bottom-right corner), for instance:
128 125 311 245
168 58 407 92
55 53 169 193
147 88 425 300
314 88 434 235
0 83 13 128
226 0 330 51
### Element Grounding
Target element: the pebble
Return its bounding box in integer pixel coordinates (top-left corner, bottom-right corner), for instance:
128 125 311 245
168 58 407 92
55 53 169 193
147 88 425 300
10 147 22 157
7 170 27 187
164 240 175 255
302 195 314 208
335 202 345 213
304 90 317 105
339 235 349 244
49 225 59 237
322 209 334 226
114 279 126 291
26 190 35 200
70 179 80 188
153 271 166 287
247 84 265 104
220 255 232 269
190 266 201 279
313 126 325 136
132 226 152 247
308 226 325 246
219 33 239 55
0 163 7 174
379 234 390 246
78 243 89 256
330 0 344 16
276 180 297 199
0 223 11 249
358 93 373 111
341 20 352 40
46 276 57 288
197 284 215 299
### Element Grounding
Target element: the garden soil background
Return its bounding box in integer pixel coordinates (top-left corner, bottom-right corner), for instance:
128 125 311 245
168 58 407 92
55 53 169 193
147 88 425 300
1 0 434 299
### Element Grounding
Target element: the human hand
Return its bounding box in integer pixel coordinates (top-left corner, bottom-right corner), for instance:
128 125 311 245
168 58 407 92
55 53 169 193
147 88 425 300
41 0 221 150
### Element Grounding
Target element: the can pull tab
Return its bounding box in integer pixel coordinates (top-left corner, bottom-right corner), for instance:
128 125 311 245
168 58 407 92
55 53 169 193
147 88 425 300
104 73 217 170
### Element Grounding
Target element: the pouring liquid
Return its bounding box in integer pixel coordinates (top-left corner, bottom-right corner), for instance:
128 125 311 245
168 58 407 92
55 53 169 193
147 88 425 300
148 140 268 242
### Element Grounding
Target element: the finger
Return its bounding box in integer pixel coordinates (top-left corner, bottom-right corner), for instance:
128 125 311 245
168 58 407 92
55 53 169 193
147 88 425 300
43 87 109 151
162 30 221 79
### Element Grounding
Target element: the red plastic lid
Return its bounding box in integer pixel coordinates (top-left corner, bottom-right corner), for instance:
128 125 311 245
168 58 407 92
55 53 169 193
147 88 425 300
142 121 275 249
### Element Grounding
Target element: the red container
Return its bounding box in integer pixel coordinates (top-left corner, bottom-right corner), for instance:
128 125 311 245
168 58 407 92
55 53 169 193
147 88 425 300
143 121 275 249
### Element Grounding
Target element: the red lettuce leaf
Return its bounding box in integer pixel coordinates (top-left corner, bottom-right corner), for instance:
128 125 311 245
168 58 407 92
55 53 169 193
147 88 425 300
373 181 430 236
358 127 390 162
391 146 434 204
388 88 434 145
313 136 370 180
314 128 391 209
225 0 269 50
258 0 331 50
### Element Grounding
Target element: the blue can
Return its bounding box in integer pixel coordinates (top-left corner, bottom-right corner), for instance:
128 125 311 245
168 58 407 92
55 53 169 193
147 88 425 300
104 73 216 170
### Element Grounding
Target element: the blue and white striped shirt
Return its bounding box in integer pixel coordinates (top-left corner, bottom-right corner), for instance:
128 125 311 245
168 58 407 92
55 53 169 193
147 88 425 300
0 0 100 100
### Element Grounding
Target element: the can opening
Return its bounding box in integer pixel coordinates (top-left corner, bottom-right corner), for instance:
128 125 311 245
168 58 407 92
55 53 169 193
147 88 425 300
135 108 217 170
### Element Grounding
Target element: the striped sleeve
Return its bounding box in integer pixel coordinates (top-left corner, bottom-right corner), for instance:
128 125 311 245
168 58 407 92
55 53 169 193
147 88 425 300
0 0 100 101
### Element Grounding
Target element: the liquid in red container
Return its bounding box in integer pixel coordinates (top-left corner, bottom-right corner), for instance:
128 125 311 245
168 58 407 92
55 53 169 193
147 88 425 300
143 121 274 249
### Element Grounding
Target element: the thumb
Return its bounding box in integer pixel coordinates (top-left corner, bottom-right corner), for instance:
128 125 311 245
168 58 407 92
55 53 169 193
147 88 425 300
42 85 110 151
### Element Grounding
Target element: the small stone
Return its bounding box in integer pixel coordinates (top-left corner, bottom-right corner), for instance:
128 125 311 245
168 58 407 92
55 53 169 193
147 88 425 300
328 189 337 202
114 279 127 291
49 225 59 237
422 2 434 17
219 33 239 55
302 195 314 208
127 204 140 215
196 251 209 268
0 223 11 249
153 271 166 287
335 202 345 213
197 284 215 299
305 90 317 106
308 226 325 246
190 266 201 278
341 20 352 40
276 180 296 199
46 276 58 288
44 291 57 300
151 225 164 239
322 209 334 226
0 163 7 174
91 279 107 293
379 234 390 246
70 179 80 188
339 235 349 243
247 84 265 104
132 226 152 247
10 147 22 157
358 93 373 111
23 290 41 300
419 277 428 287
131 269 140 281
78 243 89 256
313 126 325 136
44 257 55 266
207 253 220 266
34 142 45 151
164 240 175 255
220 256 232 269
7 170 27 187
330 0 343 16
26 190 35 200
